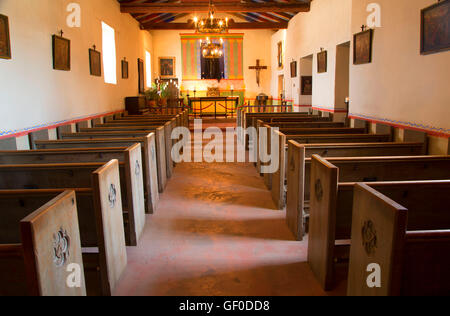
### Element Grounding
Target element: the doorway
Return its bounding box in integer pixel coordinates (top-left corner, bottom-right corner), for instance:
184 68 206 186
335 42 350 121
299 55 313 113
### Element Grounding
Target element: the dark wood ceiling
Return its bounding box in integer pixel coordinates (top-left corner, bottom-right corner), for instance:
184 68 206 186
118 0 311 30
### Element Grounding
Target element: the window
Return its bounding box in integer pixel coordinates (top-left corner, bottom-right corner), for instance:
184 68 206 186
145 51 152 87
102 22 117 84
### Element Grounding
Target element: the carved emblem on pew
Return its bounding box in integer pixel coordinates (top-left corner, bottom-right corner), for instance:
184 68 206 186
109 184 117 208
135 160 141 176
362 220 377 256
315 179 323 201
53 228 70 267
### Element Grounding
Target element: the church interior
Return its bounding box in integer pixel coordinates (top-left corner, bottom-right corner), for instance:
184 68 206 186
0 0 449 297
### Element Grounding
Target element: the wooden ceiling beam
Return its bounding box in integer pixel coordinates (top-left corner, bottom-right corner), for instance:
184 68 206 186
143 20 288 30
121 2 310 14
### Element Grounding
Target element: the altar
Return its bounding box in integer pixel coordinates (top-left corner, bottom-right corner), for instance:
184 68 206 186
189 96 239 118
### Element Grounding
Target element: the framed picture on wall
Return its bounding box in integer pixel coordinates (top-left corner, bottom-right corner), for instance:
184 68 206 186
317 50 327 73
138 58 145 94
52 35 71 71
277 41 283 69
301 76 313 95
122 59 129 79
420 1 450 55
290 61 297 78
353 29 374 65
159 57 176 79
89 48 102 76
0 14 11 59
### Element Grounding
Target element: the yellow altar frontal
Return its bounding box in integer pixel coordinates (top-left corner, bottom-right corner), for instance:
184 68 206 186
189 97 239 118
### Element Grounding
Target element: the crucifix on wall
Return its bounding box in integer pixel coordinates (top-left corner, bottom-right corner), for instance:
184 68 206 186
249 59 268 87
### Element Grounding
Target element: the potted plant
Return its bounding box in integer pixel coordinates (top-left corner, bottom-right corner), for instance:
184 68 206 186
159 83 170 107
144 83 159 108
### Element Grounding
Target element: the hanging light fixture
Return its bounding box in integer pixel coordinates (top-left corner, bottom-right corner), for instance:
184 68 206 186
193 0 229 34
193 1 229 59
199 37 224 59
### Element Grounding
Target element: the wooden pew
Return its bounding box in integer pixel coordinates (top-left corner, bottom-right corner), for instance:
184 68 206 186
0 160 127 296
113 114 187 129
347 182 450 296
0 158 143 247
308 155 450 291
35 133 166 195
0 145 158 215
122 110 188 128
241 113 331 147
82 122 175 179
267 131 393 209
58 131 164 202
286 141 427 240
0 190 86 296
265 121 346 129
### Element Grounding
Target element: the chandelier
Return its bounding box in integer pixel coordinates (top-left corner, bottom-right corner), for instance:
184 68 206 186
193 1 229 34
200 38 223 59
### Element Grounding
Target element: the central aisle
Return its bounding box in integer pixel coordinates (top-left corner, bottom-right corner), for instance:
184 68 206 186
114 119 344 296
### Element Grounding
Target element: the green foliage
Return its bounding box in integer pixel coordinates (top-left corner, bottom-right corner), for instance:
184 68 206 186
144 83 159 101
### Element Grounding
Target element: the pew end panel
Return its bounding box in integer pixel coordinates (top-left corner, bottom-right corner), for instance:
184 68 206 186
141 133 159 214
20 190 86 296
348 181 450 296
170 118 177 167
256 120 264 173
155 126 168 192
307 155 339 291
92 160 127 296
347 183 408 296
124 144 146 245
271 130 286 210
286 141 306 240
164 122 174 179
263 124 274 189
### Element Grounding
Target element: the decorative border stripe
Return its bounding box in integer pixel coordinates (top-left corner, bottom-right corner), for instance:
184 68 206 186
312 106 347 113
0 110 124 140
349 113 450 138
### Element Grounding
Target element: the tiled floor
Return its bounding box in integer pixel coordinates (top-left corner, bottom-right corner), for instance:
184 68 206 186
113 119 346 296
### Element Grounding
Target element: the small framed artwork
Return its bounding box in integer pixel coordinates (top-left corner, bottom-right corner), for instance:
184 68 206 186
0 14 11 59
353 29 374 65
301 76 313 95
277 41 283 69
290 61 297 78
89 48 102 77
421 1 450 55
52 35 71 71
122 59 129 79
317 50 327 73
138 58 145 94
159 57 176 79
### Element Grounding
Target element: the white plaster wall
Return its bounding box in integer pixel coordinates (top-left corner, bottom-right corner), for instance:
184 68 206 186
0 0 153 132
150 29 274 98
350 0 450 131
271 0 352 108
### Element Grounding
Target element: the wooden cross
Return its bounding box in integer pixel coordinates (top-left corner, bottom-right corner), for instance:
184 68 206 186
249 59 268 87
